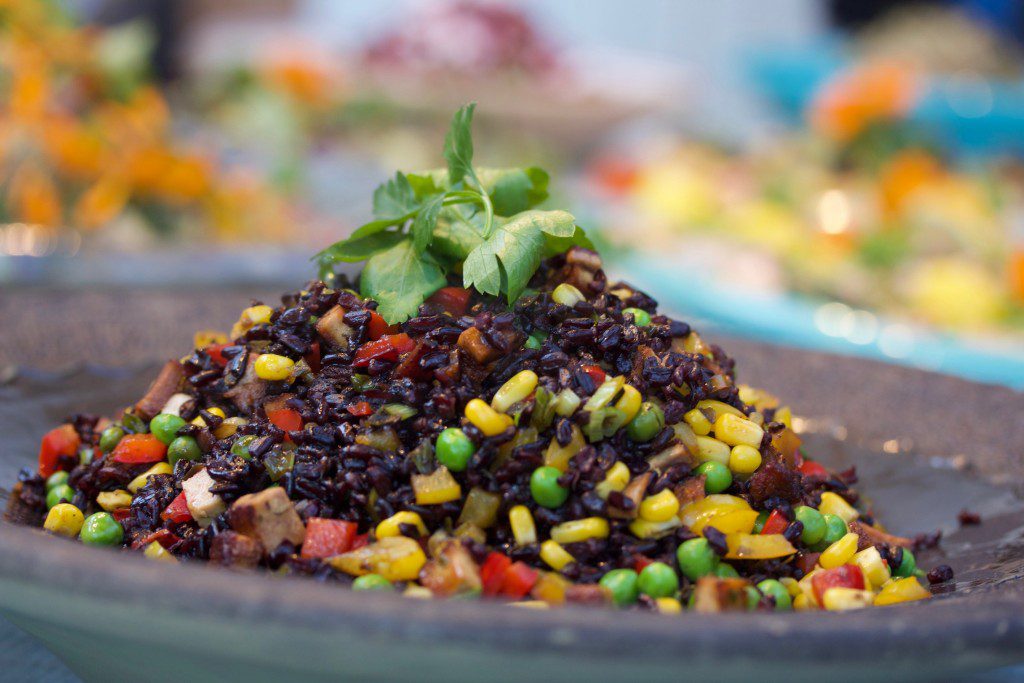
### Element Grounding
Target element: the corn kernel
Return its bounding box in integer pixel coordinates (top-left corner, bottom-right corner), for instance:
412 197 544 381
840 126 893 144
656 597 682 614
874 577 931 606
194 330 228 349
683 409 712 436
748 412 764 426
780 576 801 598
639 489 680 523
231 304 273 339
818 532 859 569
793 593 814 611
43 503 84 538
551 283 584 307
615 385 642 423
533 572 570 604
144 541 176 563
509 505 538 546
819 492 860 524
713 413 765 448
403 585 434 600
510 601 550 609
798 568 821 606
254 354 295 381
695 436 731 465
96 489 132 511
595 461 630 499
328 536 426 582
853 546 891 588
214 416 247 440
696 399 745 420
540 540 575 570
206 407 227 420
491 370 539 413
822 587 874 611
465 398 512 437
775 406 793 429
411 466 462 505
376 511 428 538
550 517 610 545
728 444 762 474
128 462 173 494
628 516 681 539
543 425 584 472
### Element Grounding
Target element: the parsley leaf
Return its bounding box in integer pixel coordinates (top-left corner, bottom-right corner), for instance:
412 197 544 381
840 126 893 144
373 172 418 220
361 238 446 323
411 193 445 253
444 104 476 186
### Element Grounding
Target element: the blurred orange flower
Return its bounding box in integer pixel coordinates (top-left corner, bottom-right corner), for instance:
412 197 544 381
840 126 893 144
810 62 920 142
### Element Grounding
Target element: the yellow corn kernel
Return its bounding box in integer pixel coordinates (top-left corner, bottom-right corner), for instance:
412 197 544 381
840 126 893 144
639 489 680 523
144 541 176 563
615 385 642 423
595 461 630 499
510 601 550 609
853 546 891 589
628 516 681 539
254 354 295 381
656 597 682 614
683 409 712 436
775 406 793 430
533 571 571 604
206 407 227 419
543 424 584 472
96 489 132 511
540 539 575 570
748 412 764 427
403 585 434 600
793 593 814 611
874 577 931 606
43 503 84 538
231 304 273 339
214 416 247 440
509 505 538 546
696 399 745 420
819 492 860 524
713 413 765 448
411 466 462 505
780 576 801 598
328 536 427 582
551 283 584 307
376 511 428 538
798 568 822 606
491 370 539 413
194 330 228 349
695 436 731 465
728 444 762 474
818 532 859 569
465 398 513 437
128 462 173 494
822 587 874 611
550 517 610 545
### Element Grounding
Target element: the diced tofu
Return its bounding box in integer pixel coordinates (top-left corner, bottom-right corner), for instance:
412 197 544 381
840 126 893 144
691 577 751 613
315 305 355 348
135 360 186 420
159 393 193 418
181 468 226 528
227 487 306 551
210 530 263 569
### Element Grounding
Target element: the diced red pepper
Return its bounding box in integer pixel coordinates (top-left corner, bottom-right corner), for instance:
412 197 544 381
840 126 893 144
394 341 429 379
799 460 829 478
267 407 303 434
38 424 81 478
301 518 358 559
366 311 394 341
161 492 192 524
581 364 606 385
304 341 321 373
205 343 230 366
795 552 821 576
352 333 415 367
349 533 370 550
135 528 181 551
111 433 167 464
500 561 539 599
112 508 131 523
427 286 472 317
633 555 654 573
346 401 373 417
761 509 789 536
481 552 513 596
812 564 866 604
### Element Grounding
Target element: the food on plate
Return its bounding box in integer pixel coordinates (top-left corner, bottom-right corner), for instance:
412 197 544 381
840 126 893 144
8 106 940 613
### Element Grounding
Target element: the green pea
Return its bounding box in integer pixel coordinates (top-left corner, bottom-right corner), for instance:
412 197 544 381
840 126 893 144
435 428 476 472
623 307 651 327
79 447 94 466
676 537 719 581
893 548 916 578
752 510 769 534
757 579 792 611
696 461 732 494
821 513 848 545
46 484 74 509
626 402 665 442
352 574 393 591
79 512 123 547
45 471 69 490
530 466 569 508
149 413 186 445
794 506 826 546
599 568 639 607
525 334 544 350
231 435 257 460
714 562 740 578
167 436 202 466
98 426 125 453
637 562 679 598
745 585 763 610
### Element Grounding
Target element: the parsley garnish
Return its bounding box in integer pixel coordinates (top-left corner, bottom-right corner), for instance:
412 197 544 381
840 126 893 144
315 103 591 323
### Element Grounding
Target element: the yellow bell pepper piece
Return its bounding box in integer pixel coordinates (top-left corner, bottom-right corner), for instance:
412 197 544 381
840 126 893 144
819 532 859 569
327 536 427 582
628 516 681 539
724 533 797 560
874 577 932 606
702 509 759 535
853 546 891 588
679 494 751 532
411 466 462 505
819 491 859 524
543 425 584 472
822 587 875 611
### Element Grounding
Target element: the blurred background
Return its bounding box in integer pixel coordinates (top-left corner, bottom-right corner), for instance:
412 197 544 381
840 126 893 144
4 0 1024 388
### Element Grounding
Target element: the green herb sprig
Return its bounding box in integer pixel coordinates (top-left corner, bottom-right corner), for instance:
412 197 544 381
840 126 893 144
315 103 591 323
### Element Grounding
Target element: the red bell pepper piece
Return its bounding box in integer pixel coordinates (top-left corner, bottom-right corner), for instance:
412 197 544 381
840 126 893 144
161 492 192 523
500 561 539 599
812 564 865 604
301 518 358 559
111 433 167 464
760 509 789 535
304 341 321 373
346 401 373 417
267 407 303 434
394 341 429 379
481 552 513 596
581 364 606 385
633 555 654 573
205 343 230 366
366 311 394 341
799 460 829 478
112 508 131 523
427 286 472 317
350 533 370 550
38 425 81 478
136 528 181 551
352 333 415 367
